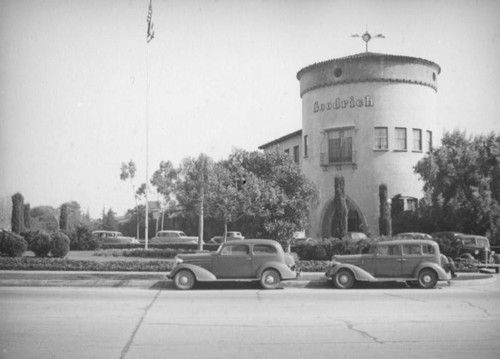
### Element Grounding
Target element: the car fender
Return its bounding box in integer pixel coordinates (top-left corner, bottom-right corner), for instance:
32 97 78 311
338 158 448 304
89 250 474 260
168 263 217 281
325 264 375 282
256 261 296 280
413 262 450 280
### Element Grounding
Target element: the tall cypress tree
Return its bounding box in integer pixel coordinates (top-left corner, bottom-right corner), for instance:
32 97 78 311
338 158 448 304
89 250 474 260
23 203 31 230
332 176 348 239
379 184 392 236
59 203 69 231
11 193 25 234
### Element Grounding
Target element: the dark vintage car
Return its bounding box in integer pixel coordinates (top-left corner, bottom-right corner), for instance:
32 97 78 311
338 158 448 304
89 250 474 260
456 235 500 264
168 239 297 290
325 239 454 289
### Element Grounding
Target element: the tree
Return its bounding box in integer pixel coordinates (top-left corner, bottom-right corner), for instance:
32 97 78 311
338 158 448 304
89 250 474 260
23 203 31 230
120 160 145 240
11 193 25 234
151 160 178 230
379 184 392 236
414 131 500 244
175 154 214 250
59 203 69 231
101 208 119 231
331 176 348 239
229 149 318 247
30 206 59 232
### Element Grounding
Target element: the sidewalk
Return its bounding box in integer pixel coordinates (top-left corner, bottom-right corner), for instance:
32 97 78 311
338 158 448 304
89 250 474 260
0 270 495 289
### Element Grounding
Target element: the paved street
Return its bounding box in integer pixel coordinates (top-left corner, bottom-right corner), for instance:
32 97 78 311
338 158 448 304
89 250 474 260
1 280 499 359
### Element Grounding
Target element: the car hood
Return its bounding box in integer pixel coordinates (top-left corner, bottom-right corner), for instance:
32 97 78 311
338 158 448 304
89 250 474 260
177 252 215 264
331 254 369 264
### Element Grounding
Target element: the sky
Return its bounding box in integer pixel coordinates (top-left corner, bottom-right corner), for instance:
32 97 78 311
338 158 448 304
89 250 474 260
1 0 500 219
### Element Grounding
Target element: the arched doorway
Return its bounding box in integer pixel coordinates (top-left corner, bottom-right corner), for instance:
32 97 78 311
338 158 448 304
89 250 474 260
321 196 367 238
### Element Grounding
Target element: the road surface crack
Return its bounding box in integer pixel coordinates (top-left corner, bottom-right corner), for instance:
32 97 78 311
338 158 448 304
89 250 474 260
119 290 161 359
463 301 492 316
343 320 383 344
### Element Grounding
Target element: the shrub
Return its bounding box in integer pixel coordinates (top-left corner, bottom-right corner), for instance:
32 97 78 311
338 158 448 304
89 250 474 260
20 230 39 246
0 230 28 257
30 231 52 257
51 231 70 258
70 225 100 250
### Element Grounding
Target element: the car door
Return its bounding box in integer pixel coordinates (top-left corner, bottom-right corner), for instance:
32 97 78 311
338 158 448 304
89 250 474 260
215 243 252 278
401 244 424 277
374 244 403 277
251 244 279 277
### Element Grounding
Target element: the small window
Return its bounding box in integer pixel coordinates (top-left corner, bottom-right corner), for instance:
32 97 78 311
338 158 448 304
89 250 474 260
304 135 309 158
221 244 249 256
403 245 422 256
253 245 277 255
395 128 407 150
284 148 290 155
328 128 354 163
426 131 433 152
422 245 435 255
374 127 388 150
376 245 401 256
334 68 343 77
413 129 422 151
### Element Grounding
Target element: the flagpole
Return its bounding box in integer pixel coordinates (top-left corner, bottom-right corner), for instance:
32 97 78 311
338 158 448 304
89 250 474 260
145 43 150 250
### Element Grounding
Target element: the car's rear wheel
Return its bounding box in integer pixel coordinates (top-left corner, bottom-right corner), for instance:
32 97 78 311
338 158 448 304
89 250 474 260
418 268 438 289
333 269 355 289
173 270 196 290
260 269 281 289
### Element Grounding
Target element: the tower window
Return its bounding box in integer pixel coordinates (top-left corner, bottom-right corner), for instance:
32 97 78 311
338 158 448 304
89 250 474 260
426 130 433 152
334 68 343 78
328 128 353 163
303 135 309 158
374 127 388 150
413 129 422 151
395 128 407 151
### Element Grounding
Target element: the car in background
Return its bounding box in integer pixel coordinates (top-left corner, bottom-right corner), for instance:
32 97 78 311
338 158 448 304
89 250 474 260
325 239 454 289
457 235 500 264
168 239 297 290
209 231 245 244
345 232 368 241
149 230 198 245
92 231 139 244
394 232 433 240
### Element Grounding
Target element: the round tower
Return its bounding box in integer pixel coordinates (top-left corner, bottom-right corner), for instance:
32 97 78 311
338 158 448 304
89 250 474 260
296 52 441 237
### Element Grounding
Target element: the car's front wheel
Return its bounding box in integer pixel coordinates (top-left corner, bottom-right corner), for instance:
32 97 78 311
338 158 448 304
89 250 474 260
173 270 196 290
418 268 438 289
260 269 281 289
333 269 355 289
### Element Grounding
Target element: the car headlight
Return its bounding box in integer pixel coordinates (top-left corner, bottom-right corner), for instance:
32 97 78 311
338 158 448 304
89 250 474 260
475 250 479 255
174 257 183 265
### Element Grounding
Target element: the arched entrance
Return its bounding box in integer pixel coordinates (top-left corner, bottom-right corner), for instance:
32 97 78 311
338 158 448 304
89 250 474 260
321 196 367 238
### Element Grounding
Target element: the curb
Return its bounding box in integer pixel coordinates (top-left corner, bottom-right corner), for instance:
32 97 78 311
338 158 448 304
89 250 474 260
0 271 496 289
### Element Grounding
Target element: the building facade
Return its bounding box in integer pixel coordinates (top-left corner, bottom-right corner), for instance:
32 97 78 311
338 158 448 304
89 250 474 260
259 51 441 238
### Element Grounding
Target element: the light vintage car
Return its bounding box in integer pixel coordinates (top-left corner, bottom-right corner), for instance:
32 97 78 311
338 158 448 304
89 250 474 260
209 231 245 244
325 239 454 289
92 231 139 244
168 239 297 290
149 230 198 245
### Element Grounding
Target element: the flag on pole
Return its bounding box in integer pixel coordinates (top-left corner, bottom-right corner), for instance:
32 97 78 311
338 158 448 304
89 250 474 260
147 0 155 43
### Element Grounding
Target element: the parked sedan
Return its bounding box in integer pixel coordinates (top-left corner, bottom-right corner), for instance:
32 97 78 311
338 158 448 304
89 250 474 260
325 239 454 289
91 231 139 244
168 239 297 290
149 230 198 245
209 231 245 244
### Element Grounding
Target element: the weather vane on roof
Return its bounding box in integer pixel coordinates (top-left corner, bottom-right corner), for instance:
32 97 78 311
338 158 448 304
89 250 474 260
351 29 385 52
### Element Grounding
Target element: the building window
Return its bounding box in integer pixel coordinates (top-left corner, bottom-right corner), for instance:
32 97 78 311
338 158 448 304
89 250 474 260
303 135 309 158
284 148 289 155
328 128 353 163
426 130 432 152
293 145 300 164
374 127 388 150
395 128 407 151
413 129 422 151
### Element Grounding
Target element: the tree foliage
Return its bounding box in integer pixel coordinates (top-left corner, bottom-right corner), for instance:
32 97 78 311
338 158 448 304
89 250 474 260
414 130 500 243
11 193 25 234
